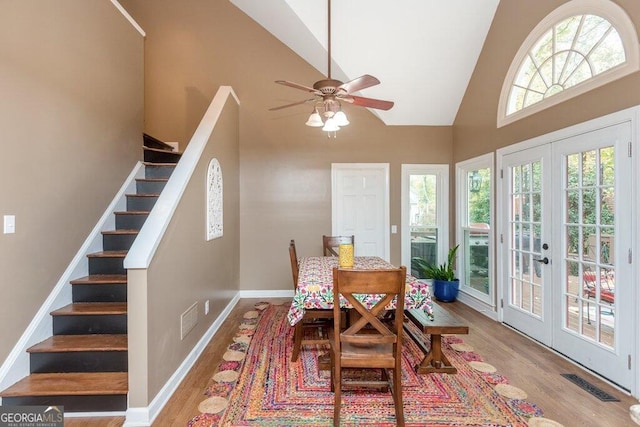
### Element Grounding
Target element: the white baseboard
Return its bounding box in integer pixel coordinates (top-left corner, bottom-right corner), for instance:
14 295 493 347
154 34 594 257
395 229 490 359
456 292 499 321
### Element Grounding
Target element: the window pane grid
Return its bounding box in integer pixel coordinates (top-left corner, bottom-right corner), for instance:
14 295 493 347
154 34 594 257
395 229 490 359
562 146 615 348
509 160 542 318
507 14 626 116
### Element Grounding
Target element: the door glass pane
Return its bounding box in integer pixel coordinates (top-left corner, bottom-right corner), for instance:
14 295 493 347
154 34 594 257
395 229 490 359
464 228 489 295
409 174 437 278
465 166 492 296
563 146 615 349
509 160 542 317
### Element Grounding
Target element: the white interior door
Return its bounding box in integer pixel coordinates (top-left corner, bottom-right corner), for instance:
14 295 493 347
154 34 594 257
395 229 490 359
332 164 389 260
501 144 553 345
551 122 633 390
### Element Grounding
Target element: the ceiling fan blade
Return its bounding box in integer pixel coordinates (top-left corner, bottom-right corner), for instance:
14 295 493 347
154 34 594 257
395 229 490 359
268 98 316 111
337 74 380 94
275 80 322 95
343 95 394 111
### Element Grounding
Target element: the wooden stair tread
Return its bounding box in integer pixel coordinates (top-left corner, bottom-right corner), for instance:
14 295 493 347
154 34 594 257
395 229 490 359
101 229 138 236
87 251 127 258
143 146 182 155
142 161 177 167
28 335 127 353
114 210 150 215
136 177 168 182
126 193 160 197
1 372 127 397
70 274 127 285
51 303 127 316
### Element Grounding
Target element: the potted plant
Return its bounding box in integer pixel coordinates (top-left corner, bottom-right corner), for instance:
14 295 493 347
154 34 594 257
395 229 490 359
412 245 460 302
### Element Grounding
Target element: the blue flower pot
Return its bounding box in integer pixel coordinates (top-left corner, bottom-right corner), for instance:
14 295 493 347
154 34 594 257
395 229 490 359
433 279 459 302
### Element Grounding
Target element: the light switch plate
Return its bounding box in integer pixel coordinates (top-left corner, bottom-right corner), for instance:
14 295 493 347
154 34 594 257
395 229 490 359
3 215 15 234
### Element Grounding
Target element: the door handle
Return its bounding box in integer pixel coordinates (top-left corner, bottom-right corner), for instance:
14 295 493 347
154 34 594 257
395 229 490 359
535 257 549 264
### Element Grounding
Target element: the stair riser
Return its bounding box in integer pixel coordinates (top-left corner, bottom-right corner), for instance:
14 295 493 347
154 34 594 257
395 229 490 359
126 195 158 211
144 134 173 150
30 351 128 374
145 165 175 179
2 394 127 412
115 213 148 230
89 257 125 275
136 180 167 194
53 315 127 335
72 284 127 303
144 150 181 163
102 233 137 251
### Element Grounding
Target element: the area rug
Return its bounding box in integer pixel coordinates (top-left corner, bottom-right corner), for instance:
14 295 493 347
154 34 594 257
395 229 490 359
188 302 561 426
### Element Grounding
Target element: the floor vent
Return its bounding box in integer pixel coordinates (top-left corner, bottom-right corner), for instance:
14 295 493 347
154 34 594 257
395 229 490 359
560 373 620 401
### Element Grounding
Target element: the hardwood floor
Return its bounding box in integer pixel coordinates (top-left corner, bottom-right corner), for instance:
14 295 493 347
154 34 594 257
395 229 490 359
65 298 638 426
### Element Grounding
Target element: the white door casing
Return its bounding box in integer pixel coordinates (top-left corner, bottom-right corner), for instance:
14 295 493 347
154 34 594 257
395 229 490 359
401 164 449 271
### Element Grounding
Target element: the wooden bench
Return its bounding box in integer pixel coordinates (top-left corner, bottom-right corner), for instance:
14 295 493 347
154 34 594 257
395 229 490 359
404 302 469 374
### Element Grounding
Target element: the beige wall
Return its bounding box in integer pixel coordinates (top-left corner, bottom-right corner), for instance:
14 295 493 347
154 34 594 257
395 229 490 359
144 95 240 400
454 0 640 161
0 1 143 362
127 93 240 406
119 0 453 291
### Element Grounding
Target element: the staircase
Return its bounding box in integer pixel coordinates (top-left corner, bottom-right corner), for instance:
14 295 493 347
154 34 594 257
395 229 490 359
0 135 181 412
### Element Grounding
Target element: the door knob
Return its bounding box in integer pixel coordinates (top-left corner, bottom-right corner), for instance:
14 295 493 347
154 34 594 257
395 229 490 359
535 257 549 264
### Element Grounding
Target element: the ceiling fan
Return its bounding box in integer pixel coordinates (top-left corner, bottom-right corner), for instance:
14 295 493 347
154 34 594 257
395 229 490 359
269 0 394 132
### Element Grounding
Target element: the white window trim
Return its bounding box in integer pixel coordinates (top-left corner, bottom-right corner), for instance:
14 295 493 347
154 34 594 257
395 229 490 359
497 0 640 128
401 164 449 270
455 154 495 310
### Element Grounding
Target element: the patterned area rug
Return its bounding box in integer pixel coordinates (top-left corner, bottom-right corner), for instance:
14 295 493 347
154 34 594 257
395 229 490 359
188 302 561 426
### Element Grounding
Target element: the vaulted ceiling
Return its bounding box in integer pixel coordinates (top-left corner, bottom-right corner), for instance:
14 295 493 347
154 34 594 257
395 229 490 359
230 0 500 126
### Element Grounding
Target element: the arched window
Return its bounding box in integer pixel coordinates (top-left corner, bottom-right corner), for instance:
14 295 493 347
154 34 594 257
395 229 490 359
498 0 639 127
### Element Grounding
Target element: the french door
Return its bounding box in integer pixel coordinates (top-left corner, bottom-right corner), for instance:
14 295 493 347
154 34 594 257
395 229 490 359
551 123 632 389
501 122 633 390
502 144 553 345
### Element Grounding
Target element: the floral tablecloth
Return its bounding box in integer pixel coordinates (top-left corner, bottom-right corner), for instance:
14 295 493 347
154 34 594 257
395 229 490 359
287 256 433 325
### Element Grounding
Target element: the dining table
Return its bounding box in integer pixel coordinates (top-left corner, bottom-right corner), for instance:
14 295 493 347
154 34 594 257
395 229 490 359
287 255 434 326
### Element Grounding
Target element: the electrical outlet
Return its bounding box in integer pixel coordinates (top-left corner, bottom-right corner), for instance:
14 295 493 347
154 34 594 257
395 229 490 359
204 299 210 315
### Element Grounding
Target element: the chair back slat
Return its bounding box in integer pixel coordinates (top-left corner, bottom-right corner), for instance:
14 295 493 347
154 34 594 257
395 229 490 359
323 235 355 256
334 268 405 294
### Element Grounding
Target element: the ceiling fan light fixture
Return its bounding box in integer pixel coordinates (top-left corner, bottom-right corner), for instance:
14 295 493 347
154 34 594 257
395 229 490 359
333 110 349 126
269 0 393 137
305 110 324 127
322 117 340 132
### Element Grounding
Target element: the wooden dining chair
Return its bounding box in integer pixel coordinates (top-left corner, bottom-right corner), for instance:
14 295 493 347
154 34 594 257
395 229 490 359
289 240 334 362
322 235 355 256
329 266 407 427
